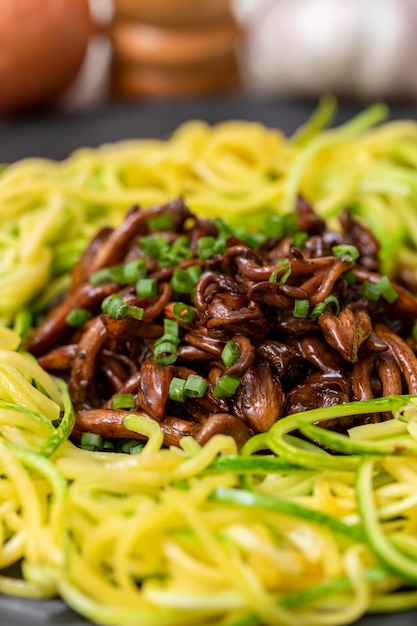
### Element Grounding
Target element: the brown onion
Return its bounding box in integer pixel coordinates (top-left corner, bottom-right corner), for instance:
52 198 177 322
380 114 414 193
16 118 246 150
0 0 91 114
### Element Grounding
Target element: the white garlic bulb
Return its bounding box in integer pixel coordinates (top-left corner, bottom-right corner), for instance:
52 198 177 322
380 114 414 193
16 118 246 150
240 0 417 99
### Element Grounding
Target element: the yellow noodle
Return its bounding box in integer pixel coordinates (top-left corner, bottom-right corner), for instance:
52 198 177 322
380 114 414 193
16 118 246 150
3 103 417 323
4 103 417 624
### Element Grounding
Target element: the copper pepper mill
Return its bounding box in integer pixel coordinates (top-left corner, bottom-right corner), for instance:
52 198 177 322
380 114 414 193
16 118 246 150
110 0 241 98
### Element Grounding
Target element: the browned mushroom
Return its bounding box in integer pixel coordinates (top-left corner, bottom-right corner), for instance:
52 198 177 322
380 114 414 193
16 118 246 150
26 198 417 451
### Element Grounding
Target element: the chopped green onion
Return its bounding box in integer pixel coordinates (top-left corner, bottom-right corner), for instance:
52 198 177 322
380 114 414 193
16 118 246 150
158 236 193 267
169 377 187 402
269 259 291 284
112 394 135 409
291 231 309 249
90 260 147 286
376 275 399 304
154 334 180 348
264 215 285 238
213 236 227 255
172 236 191 254
234 229 266 250
169 374 208 401
310 295 340 318
158 251 180 267
123 260 147 283
101 294 144 320
198 236 216 260
186 264 202 284
264 213 298 239
184 375 208 398
221 340 241 368
283 212 298 234
362 281 381 302
196 234 227 258
148 213 175 231
170 265 202 293
173 302 197 323
213 217 233 238
90 267 112 286
293 299 310 318
80 432 103 451
213 375 241 398
108 265 127 283
65 307 93 327
344 270 356 286
163 318 179 338
136 277 158 298
154 341 178 365
332 244 360 263
140 235 168 258
362 276 398 304
154 319 180 364
121 439 144 454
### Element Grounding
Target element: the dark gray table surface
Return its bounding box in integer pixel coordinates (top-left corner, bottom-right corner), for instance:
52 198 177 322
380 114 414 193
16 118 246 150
1 95 417 625
1 95 416 163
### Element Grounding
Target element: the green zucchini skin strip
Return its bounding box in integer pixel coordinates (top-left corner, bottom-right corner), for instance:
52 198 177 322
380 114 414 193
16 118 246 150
0 399 55 430
39 378 75 458
280 567 388 610
267 394 417 470
356 458 417 585
296 419 417 456
212 487 363 542
226 568 389 626
207 455 298 474
5 441 67 507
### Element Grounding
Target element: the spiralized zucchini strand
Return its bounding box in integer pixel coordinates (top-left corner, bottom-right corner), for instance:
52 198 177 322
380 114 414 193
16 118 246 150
0 330 417 626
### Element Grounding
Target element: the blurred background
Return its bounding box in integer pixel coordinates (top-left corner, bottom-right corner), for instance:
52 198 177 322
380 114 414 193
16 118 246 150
2 0 417 117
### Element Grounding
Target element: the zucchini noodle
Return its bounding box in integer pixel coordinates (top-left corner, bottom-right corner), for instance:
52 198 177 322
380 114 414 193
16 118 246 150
2 326 417 624
3 98 417 322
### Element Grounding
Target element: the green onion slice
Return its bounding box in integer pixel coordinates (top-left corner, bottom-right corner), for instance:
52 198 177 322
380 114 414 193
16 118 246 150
213 375 241 398
153 341 178 365
169 377 187 402
173 302 197 323
90 259 146 286
148 213 175 231
291 231 309 249
80 432 103 451
101 294 144 320
269 258 291 284
163 318 179 337
293 299 310 318
332 244 360 263
89 267 112 286
362 281 381 302
140 235 168 259
221 340 241 368
65 307 93 328
123 260 147 283
184 374 208 398
121 439 144 454
362 276 399 304
136 277 158 298
170 265 202 293
376 275 399 304
264 215 285 239
310 295 340 318
197 236 216 260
